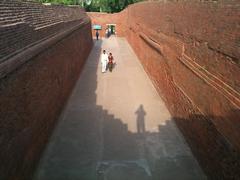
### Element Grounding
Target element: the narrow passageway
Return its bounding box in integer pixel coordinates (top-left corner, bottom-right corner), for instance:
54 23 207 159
34 37 206 180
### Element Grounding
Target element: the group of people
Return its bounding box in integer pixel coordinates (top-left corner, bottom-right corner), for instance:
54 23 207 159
105 27 112 38
95 25 114 40
101 50 115 73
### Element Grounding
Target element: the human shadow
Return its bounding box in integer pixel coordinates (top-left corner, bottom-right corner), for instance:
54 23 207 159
135 104 146 134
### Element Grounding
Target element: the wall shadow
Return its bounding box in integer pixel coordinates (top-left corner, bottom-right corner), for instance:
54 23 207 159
172 110 240 180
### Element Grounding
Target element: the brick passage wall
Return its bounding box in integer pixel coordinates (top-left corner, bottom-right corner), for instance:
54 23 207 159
0 0 86 61
90 1 240 179
126 2 240 179
0 1 93 180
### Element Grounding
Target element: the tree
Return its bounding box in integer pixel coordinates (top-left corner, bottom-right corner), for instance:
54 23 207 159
35 0 143 12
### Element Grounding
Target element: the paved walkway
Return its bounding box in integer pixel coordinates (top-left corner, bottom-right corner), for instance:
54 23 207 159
34 37 206 180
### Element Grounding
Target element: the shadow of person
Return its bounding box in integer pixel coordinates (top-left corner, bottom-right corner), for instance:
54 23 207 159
135 104 146 134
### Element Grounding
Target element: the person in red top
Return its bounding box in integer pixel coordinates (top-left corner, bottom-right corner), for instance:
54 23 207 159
108 52 114 72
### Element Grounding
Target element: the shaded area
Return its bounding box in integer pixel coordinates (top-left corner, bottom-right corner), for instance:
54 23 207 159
33 40 103 180
174 112 240 180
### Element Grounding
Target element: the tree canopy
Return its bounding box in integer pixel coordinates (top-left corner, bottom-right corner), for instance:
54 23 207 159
35 0 143 12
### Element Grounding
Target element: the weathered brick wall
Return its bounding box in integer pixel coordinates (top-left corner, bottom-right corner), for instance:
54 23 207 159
89 1 240 179
0 1 93 180
125 1 240 179
0 0 86 61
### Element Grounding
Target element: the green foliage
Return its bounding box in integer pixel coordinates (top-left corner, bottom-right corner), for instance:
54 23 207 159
86 0 143 13
35 0 143 12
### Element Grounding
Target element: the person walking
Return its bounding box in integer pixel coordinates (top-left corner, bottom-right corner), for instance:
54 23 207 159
108 52 114 72
96 30 99 40
101 50 108 73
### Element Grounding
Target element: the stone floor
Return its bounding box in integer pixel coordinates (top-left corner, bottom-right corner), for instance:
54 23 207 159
33 37 206 180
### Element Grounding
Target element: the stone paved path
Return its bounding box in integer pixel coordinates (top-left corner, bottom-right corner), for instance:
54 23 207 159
34 37 206 180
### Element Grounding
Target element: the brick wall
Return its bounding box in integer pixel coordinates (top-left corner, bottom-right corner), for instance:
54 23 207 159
0 0 86 61
0 1 93 180
126 2 240 179
89 1 240 179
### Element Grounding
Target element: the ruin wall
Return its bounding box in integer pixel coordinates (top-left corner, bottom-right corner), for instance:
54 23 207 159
0 0 86 76
89 1 240 179
0 1 93 180
126 2 240 179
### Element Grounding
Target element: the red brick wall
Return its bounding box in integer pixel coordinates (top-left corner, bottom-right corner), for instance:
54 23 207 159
89 1 240 179
0 20 93 180
0 4 93 178
0 0 86 61
127 2 240 179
